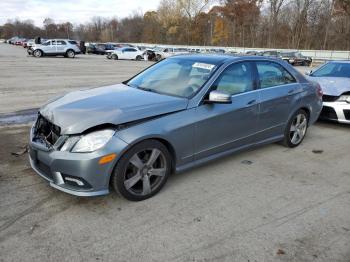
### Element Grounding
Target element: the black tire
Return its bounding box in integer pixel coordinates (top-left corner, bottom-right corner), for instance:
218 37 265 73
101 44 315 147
33 49 43 57
282 109 309 148
136 55 142 61
112 54 118 60
111 139 172 201
66 49 75 58
156 54 162 61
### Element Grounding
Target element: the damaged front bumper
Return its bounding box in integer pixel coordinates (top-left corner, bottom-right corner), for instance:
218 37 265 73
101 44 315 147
320 101 350 124
28 124 128 197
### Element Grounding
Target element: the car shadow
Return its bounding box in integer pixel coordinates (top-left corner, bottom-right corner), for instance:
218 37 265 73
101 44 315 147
315 119 350 129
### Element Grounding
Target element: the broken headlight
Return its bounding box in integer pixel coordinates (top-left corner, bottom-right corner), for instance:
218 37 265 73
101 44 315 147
61 129 115 153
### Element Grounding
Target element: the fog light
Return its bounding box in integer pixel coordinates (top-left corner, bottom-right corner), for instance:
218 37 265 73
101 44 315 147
99 153 116 165
64 176 84 186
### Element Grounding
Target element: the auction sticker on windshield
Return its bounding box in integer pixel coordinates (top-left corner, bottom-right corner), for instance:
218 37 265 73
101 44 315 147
192 62 215 71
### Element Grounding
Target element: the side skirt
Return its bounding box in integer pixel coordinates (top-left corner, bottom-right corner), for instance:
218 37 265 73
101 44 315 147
175 135 284 174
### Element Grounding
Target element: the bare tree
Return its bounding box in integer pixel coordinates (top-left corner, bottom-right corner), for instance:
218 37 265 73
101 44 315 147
268 0 287 46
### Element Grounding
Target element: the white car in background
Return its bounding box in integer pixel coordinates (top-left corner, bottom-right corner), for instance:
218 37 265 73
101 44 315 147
107 47 144 60
154 47 189 61
307 61 350 124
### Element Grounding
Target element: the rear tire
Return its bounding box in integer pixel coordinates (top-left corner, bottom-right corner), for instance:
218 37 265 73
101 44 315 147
136 55 142 61
282 109 309 148
33 49 43 57
66 50 75 58
112 54 118 60
111 140 172 201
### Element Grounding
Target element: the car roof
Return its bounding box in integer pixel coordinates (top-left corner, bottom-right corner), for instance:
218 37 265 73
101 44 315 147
168 54 285 64
328 60 350 64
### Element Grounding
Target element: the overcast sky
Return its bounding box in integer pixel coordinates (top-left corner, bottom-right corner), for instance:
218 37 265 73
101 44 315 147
0 0 161 26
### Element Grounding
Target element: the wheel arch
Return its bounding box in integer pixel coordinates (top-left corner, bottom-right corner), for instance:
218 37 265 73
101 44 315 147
66 49 75 54
288 104 311 125
300 106 311 120
33 49 44 56
108 136 177 185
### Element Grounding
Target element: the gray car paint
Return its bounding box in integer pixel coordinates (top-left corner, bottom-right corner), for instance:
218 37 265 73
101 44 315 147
29 55 323 196
40 84 188 134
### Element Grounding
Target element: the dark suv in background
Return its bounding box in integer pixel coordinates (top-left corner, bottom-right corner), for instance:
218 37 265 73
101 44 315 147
281 51 312 66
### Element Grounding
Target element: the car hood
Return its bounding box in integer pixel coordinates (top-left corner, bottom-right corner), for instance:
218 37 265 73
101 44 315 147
40 84 188 135
307 76 350 96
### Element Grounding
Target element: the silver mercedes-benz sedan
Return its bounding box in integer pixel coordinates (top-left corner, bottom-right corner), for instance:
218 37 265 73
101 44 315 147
307 61 350 124
29 55 323 201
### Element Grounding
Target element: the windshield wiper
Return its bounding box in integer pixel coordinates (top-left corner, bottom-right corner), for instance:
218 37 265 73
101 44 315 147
138 87 160 94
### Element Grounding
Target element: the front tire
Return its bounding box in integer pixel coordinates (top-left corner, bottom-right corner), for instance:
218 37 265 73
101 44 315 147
136 55 142 61
112 54 118 60
33 49 43 57
111 140 172 201
282 109 309 148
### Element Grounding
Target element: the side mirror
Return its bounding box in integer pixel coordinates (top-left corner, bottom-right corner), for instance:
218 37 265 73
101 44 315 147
206 90 232 104
305 70 312 76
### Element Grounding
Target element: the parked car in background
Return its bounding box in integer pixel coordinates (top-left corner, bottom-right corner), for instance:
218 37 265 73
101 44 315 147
245 50 260 55
154 47 189 61
307 61 350 124
28 39 80 58
87 43 115 55
142 49 156 61
107 47 144 60
260 50 283 59
22 39 34 48
15 38 26 45
29 55 322 201
8 36 20 44
281 51 312 66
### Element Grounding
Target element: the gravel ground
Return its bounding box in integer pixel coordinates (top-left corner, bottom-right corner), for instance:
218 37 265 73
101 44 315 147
0 43 152 114
0 44 349 262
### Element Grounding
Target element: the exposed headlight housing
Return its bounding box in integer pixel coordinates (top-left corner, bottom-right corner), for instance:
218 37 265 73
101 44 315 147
338 95 350 103
61 129 115 153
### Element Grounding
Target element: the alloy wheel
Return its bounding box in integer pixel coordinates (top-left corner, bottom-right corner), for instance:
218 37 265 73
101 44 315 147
67 50 75 58
34 50 42 57
123 148 167 196
289 113 307 145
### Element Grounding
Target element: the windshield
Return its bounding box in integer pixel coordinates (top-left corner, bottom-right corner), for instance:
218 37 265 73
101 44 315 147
311 63 350 78
127 58 220 98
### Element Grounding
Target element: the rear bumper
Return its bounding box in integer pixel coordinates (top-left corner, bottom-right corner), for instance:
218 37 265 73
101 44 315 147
320 101 350 124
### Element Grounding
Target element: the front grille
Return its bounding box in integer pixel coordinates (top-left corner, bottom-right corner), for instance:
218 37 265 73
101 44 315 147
344 110 350 120
320 106 338 120
33 114 61 146
322 95 339 102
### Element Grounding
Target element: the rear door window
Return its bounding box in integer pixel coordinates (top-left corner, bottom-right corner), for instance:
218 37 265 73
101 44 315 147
57 40 66 45
256 61 296 88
